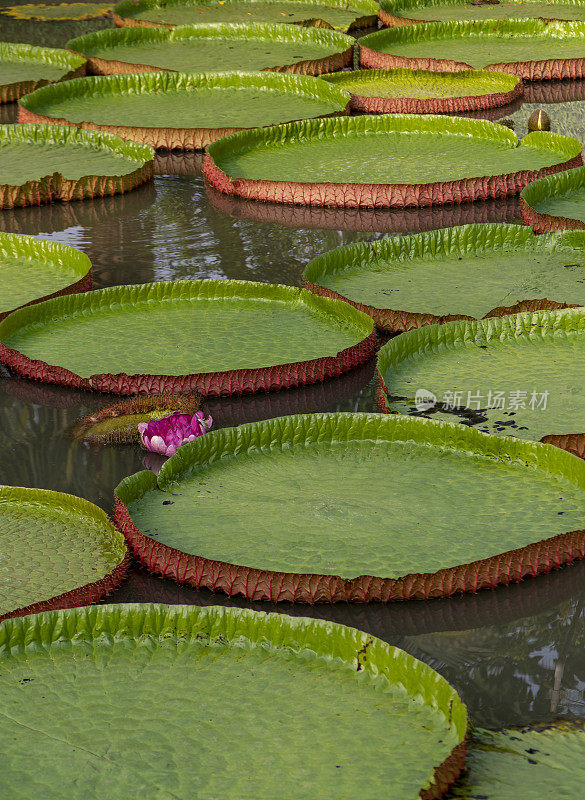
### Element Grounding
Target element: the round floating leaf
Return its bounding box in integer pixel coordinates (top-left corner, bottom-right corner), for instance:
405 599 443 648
67 22 354 76
0 232 91 321
72 393 202 444
0 603 467 799
320 67 523 114
0 41 86 104
522 165 585 232
3 3 113 20
114 412 585 602
18 70 350 150
378 306 585 442
0 123 154 209
204 114 581 209
359 19 585 81
379 0 585 27
303 223 585 331
450 722 585 798
0 485 128 621
0 279 376 395
113 0 378 32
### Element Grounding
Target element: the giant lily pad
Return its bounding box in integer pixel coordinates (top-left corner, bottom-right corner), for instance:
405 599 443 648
359 20 585 81
0 42 86 104
0 232 91 322
379 0 585 27
320 67 523 114
0 485 128 622
2 3 114 20
113 0 378 32
114 412 585 602
203 115 581 209
378 306 585 442
67 22 354 76
450 723 585 798
18 71 350 150
0 279 376 395
303 224 585 331
0 604 467 799
522 165 585 232
0 123 154 209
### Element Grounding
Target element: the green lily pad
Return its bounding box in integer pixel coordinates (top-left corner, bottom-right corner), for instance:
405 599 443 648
451 723 585 798
359 19 585 79
113 0 378 31
204 115 581 208
0 124 154 209
0 125 140 186
0 42 86 103
379 0 585 25
115 412 585 601
320 67 522 113
3 3 113 20
0 279 375 395
303 223 585 330
321 66 518 99
0 232 91 320
0 603 467 799
0 485 127 621
18 71 350 150
522 165 585 232
378 306 585 441
67 22 354 75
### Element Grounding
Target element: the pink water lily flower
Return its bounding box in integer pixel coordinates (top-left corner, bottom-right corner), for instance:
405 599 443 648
138 411 213 457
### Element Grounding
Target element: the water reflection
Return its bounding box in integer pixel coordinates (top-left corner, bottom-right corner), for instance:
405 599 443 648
461 94 524 122
405 594 585 728
208 184 522 235
0 101 16 124
0 164 381 288
154 151 205 177
0 377 144 508
0 181 158 286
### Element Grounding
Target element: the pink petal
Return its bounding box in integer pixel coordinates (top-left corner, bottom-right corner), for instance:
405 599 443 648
149 435 168 455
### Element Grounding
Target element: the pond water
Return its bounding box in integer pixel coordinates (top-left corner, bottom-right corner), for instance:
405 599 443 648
2 5 585 734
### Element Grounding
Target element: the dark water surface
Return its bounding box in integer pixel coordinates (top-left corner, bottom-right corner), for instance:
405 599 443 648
2 6 585 733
